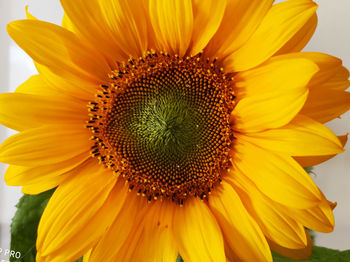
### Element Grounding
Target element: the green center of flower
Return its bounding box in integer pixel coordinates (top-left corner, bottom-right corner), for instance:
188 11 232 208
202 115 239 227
132 93 199 162
87 52 235 204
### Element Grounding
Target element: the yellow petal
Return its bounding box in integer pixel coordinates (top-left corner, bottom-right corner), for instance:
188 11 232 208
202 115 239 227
205 0 273 59
0 93 86 131
83 250 92 262
223 240 239 262
0 124 92 166
232 139 322 208
306 54 344 88
277 52 344 87
97 0 155 58
173 198 226 262
37 160 126 262
232 57 318 132
15 75 62 97
209 181 272 262
190 0 226 54
269 229 313 261
22 177 67 195
35 62 95 101
116 201 178 262
295 135 348 167
25 5 37 20
276 14 317 55
320 66 350 91
60 0 129 62
7 20 110 86
149 0 193 56
21 12 96 99
225 0 318 72
89 193 148 261
287 53 350 123
228 175 307 249
301 89 350 123
239 115 344 156
5 152 88 188
244 172 335 234
105 216 146 262
279 195 335 233
61 13 75 32
267 52 350 94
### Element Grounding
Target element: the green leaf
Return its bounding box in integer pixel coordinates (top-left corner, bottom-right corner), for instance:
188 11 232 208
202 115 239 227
273 247 350 261
176 254 184 262
304 166 314 174
10 189 55 262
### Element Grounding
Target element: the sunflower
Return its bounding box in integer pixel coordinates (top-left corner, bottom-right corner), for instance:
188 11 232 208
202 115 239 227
1 0 350 261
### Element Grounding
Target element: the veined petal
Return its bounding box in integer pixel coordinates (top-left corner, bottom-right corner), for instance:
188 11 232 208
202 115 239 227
295 135 348 167
228 175 307 249
232 57 318 132
5 151 88 188
25 6 37 20
116 201 178 262
15 75 62 97
0 124 92 166
269 230 313 261
173 198 226 262
275 14 317 55
225 0 318 72
205 0 273 59
223 240 239 262
7 20 110 85
239 115 343 156
35 62 96 101
97 0 155 58
0 93 86 131
60 0 128 62
305 53 343 87
233 56 318 98
22 177 67 195
37 160 127 262
281 53 350 122
301 89 350 123
149 0 193 56
232 139 322 208
83 250 92 262
190 0 226 55
89 193 148 261
321 66 350 91
209 181 272 262
21 10 98 100
15 72 91 105
106 217 146 262
278 195 335 233
274 52 344 87
61 14 75 32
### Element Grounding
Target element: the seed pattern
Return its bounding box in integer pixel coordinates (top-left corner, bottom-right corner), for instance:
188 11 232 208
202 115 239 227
87 51 235 204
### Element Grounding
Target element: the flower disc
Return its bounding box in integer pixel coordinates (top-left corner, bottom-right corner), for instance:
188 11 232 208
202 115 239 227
87 52 235 203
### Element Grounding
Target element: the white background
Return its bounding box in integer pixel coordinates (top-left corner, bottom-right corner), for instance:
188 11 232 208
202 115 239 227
0 0 349 255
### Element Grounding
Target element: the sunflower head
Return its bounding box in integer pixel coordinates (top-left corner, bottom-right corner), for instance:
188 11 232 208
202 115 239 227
1 0 349 262
87 51 235 204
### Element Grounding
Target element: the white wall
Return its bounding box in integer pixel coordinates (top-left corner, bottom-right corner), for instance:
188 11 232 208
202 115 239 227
0 0 12 251
0 0 349 254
